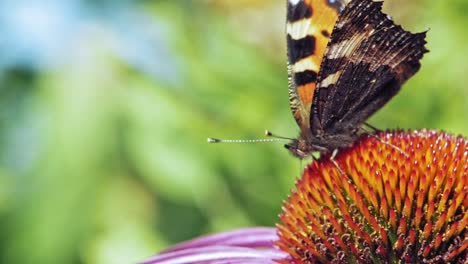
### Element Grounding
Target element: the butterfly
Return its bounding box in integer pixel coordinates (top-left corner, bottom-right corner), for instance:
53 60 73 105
285 0 428 159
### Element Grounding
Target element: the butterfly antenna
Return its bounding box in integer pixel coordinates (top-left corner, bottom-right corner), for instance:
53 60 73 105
207 138 286 144
207 130 292 144
264 130 294 140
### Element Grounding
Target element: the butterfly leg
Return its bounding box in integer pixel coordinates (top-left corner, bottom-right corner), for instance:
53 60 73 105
359 127 409 158
330 149 345 176
363 122 381 132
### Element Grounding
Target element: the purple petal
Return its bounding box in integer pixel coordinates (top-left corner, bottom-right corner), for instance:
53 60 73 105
162 227 278 253
140 245 288 264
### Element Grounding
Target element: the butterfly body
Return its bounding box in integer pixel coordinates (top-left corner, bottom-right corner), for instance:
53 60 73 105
285 0 428 159
286 130 358 159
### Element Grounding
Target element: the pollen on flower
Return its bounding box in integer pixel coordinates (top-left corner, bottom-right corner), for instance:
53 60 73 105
276 130 467 263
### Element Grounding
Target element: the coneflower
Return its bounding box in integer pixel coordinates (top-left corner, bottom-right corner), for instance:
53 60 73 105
142 130 467 263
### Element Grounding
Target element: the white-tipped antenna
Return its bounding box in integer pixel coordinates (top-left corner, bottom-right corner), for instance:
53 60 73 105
207 130 292 144
207 138 285 143
264 130 293 140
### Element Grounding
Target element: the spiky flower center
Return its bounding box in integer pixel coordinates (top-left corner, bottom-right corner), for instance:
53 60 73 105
277 130 467 263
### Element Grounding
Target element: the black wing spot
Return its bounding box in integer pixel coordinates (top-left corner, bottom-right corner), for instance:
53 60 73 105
287 2 313 23
287 35 316 63
321 30 331 38
294 70 318 86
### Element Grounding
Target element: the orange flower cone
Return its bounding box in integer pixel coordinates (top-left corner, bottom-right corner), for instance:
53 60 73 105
277 130 467 263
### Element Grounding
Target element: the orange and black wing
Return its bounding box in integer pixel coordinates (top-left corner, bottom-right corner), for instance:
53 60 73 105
287 0 349 132
311 0 427 134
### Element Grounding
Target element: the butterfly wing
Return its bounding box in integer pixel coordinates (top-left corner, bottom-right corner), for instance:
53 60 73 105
287 0 349 131
310 0 428 134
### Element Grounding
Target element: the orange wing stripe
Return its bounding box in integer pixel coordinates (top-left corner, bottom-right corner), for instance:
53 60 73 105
287 0 347 130
297 83 316 107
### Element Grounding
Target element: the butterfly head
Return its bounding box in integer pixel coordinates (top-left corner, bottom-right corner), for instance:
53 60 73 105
284 139 315 159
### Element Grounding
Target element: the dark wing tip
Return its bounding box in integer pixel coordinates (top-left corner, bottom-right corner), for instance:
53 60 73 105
312 0 430 131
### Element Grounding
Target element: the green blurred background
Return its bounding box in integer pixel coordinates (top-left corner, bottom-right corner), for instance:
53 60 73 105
0 0 466 263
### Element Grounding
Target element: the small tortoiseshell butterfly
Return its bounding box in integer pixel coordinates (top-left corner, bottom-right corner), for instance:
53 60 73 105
285 0 427 159
209 0 427 160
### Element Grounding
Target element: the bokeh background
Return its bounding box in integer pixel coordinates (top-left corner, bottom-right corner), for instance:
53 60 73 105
0 0 467 263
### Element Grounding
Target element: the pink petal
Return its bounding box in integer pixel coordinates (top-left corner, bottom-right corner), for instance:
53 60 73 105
140 245 287 264
162 227 278 253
